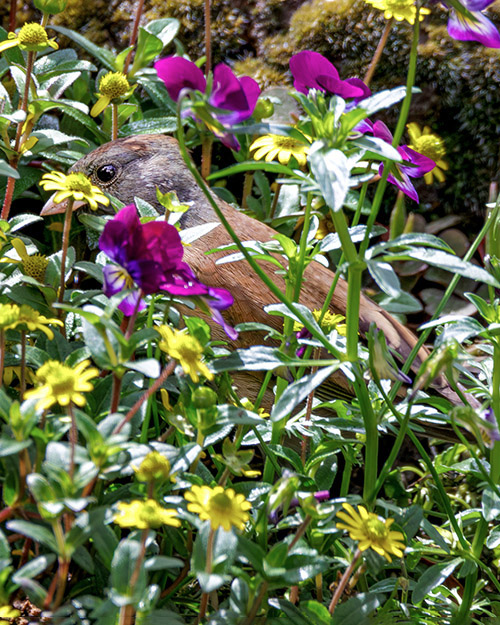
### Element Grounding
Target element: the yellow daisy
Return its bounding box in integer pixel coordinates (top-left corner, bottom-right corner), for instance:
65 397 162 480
336 503 406 562
407 122 448 184
6 238 49 282
294 310 347 336
363 0 430 24
90 71 136 117
0 605 20 625
0 22 58 54
185 484 251 531
24 359 99 411
133 451 173 483
0 303 62 339
156 325 213 383
114 499 181 529
250 133 310 167
39 171 110 212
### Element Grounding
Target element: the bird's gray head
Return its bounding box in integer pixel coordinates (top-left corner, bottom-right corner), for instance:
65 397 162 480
41 134 217 227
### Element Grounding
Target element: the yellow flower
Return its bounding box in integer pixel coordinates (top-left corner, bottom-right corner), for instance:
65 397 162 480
250 133 310 167
114 499 181 529
0 605 20 624
336 503 406 562
364 0 430 24
185 485 251 531
156 325 213 383
90 71 136 117
24 359 99 411
4 238 49 282
0 22 58 54
134 451 173 483
3 365 36 387
39 171 110 212
0 303 62 339
293 310 347 336
406 123 448 184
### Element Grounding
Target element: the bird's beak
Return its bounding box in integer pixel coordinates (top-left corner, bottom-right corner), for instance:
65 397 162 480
40 194 86 216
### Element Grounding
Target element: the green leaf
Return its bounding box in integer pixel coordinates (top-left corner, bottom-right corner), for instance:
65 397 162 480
0 438 31 457
130 19 180 75
386 248 500 287
12 554 56 583
271 365 340 423
50 25 116 70
412 559 463 604
144 555 184 571
119 117 177 136
0 161 19 178
358 86 408 116
482 487 500 522
330 592 383 625
308 143 350 213
210 346 288 373
6 520 58 552
110 537 147 604
123 358 161 378
207 161 294 180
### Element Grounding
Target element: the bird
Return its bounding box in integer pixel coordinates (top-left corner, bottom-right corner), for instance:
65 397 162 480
40 133 453 406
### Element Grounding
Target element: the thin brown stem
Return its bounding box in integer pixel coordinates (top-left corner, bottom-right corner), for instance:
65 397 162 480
58 198 75 310
204 0 212 76
52 558 70 610
288 515 312 552
123 0 146 75
113 360 176 434
201 134 213 181
328 548 362 615
241 581 268 625
119 529 149 625
9 0 16 32
242 172 254 209
364 18 393 87
110 372 123 414
1 176 16 221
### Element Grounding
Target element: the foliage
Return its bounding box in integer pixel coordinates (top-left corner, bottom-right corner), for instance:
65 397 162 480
0 1 500 624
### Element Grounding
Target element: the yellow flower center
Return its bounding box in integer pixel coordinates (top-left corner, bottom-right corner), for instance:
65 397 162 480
17 23 49 46
0 304 20 329
365 517 389 541
37 361 77 395
23 254 49 282
209 492 232 515
312 310 347 335
99 72 131 99
65 172 93 194
410 134 446 162
383 0 414 9
273 136 305 150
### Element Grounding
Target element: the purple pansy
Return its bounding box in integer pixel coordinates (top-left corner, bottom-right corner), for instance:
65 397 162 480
99 205 237 337
154 56 260 150
446 0 500 48
369 121 436 203
289 51 371 100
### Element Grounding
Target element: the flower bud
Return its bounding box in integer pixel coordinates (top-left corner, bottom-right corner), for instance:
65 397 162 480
253 98 274 121
33 0 69 13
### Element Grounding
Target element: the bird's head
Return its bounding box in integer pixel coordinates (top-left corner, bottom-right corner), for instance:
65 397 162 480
41 134 216 226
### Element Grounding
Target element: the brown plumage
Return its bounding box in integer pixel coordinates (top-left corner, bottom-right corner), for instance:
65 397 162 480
41 134 451 403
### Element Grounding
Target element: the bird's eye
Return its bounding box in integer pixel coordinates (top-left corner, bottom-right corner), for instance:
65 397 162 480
96 164 117 183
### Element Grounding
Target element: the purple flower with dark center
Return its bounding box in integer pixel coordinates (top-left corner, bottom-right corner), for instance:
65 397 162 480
99 204 184 315
99 205 237 338
289 51 371 100
369 120 436 203
446 0 500 48
154 57 260 150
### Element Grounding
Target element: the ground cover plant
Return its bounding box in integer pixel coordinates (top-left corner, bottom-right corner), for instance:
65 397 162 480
1 0 500 623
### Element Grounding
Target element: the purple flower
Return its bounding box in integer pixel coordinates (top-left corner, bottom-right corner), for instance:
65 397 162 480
99 204 184 315
154 57 261 150
99 205 237 337
289 51 370 100
446 0 500 48
369 121 435 203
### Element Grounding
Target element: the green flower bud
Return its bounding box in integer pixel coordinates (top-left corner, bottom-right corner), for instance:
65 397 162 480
33 0 69 14
192 386 217 410
253 98 274 121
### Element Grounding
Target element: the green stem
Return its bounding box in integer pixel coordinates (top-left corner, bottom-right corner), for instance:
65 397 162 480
389 198 500 402
58 198 75 309
175 102 344 360
360 8 420 257
111 103 119 141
